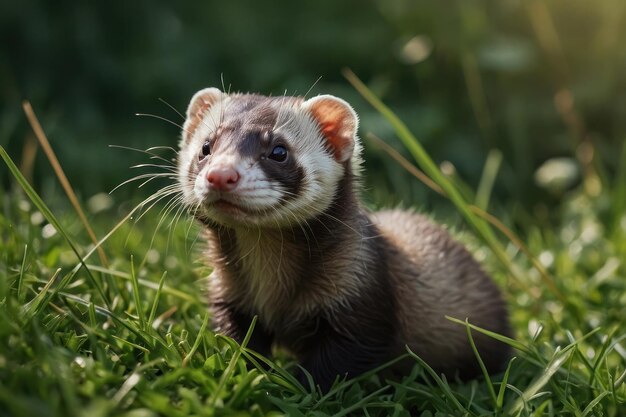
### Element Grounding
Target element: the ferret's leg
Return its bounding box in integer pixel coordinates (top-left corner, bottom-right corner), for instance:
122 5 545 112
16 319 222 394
298 319 392 392
211 301 273 357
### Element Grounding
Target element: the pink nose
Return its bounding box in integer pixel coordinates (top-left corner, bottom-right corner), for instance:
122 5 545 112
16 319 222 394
206 166 240 191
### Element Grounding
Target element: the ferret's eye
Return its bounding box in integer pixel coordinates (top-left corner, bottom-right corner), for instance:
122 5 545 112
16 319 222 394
201 141 211 157
268 145 287 162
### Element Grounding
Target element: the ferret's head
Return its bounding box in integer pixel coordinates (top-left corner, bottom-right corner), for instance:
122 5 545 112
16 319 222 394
178 88 362 228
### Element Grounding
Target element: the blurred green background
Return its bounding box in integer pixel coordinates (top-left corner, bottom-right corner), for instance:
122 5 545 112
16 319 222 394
2 0 625 219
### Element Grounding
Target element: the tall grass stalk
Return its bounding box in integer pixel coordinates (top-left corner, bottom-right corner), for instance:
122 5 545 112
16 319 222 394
345 70 564 302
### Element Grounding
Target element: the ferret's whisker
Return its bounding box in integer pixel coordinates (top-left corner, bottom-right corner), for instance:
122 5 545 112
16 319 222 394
136 112 189 134
156 190 183 220
149 199 178 248
110 145 177 166
274 215 284 287
135 189 182 223
168 203 189 243
303 75 323 99
220 73 227 95
109 173 175 194
271 200 317 257
146 145 179 154
135 184 181 206
184 203 204 255
122 190 174 227
136 175 177 189
186 205 199 243
158 98 186 121
220 73 233 95
162 195 186 231
131 163 178 173
273 90 289 132
150 193 185 250
278 189 365 238
146 155 177 166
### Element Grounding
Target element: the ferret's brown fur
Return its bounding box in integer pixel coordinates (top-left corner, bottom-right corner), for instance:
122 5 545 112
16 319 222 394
177 88 511 391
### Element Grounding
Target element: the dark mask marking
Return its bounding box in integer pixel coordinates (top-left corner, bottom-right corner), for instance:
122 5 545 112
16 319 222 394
259 146 304 200
193 94 305 201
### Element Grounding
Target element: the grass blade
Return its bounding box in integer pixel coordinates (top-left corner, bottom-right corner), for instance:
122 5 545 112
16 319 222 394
476 149 503 210
182 311 210 367
17 244 28 302
148 271 167 328
242 348 305 393
446 316 530 354
581 391 610 417
334 386 391 417
405 346 466 413
86 265 195 302
22 268 61 318
88 302 97 328
508 345 575 415
129 255 147 331
209 316 258 408
614 368 626 390
496 357 516 412
0 145 111 309
464 318 497 408
610 141 626 233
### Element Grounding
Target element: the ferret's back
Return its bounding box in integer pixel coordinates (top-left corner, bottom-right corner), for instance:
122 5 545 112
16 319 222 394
371 209 510 376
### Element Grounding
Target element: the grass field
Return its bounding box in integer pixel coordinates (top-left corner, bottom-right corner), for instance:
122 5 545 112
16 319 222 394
1 88 625 416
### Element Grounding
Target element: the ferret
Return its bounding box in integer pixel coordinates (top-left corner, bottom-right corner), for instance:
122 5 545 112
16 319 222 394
177 87 511 391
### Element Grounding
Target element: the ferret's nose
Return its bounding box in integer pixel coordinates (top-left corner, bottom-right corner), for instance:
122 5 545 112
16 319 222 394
206 166 240 191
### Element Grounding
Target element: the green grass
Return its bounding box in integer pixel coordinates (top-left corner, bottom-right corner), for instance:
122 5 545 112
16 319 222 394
1 91 626 416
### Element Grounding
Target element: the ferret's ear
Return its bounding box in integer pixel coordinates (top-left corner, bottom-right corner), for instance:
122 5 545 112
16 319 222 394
302 95 359 163
183 87 224 142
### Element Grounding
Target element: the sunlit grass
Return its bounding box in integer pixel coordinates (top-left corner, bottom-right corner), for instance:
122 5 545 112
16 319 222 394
1 85 626 417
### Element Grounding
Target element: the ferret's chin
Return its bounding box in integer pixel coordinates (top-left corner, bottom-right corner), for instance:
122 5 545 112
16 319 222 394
212 199 247 215
203 200 248 224
201 200 277 228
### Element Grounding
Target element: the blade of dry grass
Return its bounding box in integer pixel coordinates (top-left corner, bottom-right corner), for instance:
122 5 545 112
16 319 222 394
367 132 564 302
22 101 109 268
344 69 514 279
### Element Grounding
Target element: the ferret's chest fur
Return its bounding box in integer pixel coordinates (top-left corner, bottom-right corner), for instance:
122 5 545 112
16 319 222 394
205 220 367 330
